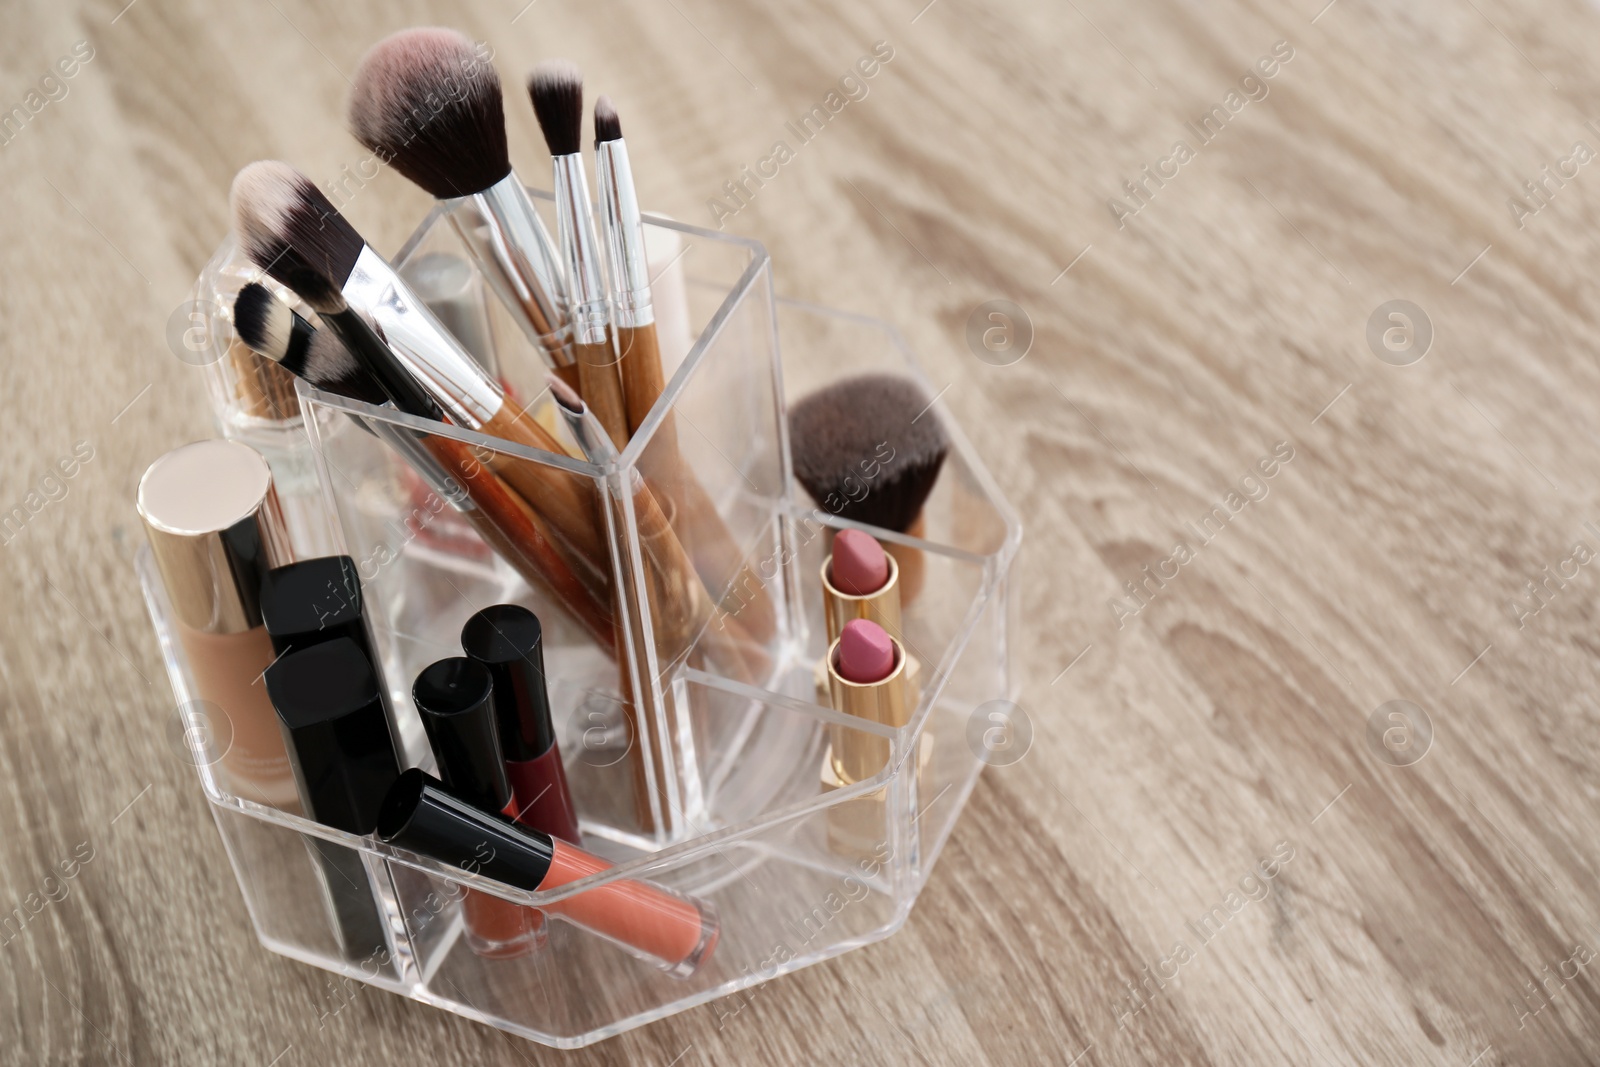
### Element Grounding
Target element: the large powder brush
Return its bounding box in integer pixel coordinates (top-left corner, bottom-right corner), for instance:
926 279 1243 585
788 373 949 601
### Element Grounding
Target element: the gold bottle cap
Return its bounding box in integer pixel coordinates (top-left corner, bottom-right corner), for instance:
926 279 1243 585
137 439 289 634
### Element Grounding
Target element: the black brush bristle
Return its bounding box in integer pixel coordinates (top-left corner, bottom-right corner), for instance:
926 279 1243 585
527 60 584 156
230 161 365 310
233 283 288 360
233 282 385 405
788 374 949 532
593 95 621 144
302 329 388 405
348 28 510 198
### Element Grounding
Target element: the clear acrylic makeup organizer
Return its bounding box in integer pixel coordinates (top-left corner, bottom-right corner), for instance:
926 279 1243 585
141 196 1020 1047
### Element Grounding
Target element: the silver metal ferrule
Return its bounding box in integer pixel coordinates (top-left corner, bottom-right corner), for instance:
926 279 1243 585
552 153 610 346
344 245 504 426
553 396 619 467
596 139 654 330
446 175 572 364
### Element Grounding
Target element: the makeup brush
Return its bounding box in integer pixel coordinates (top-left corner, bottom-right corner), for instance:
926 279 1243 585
589 94 778 642
550 375 769 835
232 279 616 653
347 28 572 377
787 374 950 601
229 160 608 582
234 283 387 407
528 60 629 449
593 95 662 440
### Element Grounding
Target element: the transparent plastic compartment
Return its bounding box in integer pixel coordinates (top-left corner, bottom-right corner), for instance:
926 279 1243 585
144 199 1020 1047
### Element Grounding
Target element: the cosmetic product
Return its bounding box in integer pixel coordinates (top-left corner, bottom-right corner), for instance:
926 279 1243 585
821 618 924 855
260 555 428 767
788 374 950 602
461 605 581 843
230 266 617 653
233 283 386 405
592 97 778 645
349 28 570 378
414 657 545 960
230 161 610 591
261 555 373 658
264 637 403 962
400 251 499 379
378 769 718 975
814 528 921 706
137 439 297 808
593 95 663 443
529 60 629 447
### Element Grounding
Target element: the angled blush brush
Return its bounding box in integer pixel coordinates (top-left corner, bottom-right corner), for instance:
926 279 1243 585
348 28 573 379
229 160 609 586
529 60 629 449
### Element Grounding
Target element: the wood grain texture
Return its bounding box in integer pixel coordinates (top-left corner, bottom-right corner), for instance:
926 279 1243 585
4 0 1600 1062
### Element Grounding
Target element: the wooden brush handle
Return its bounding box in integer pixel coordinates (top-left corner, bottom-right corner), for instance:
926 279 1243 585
617 324 667 439
629 475 771 685
478 401 609 584
552 362 583 395
419 434 616 654
621 321 779 644
576 339 629 449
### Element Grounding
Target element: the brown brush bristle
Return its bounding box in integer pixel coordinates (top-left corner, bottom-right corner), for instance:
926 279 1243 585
593 95 621 144
527 59 584 156
230 161 364 310
348 28 510 198
788 374 949 532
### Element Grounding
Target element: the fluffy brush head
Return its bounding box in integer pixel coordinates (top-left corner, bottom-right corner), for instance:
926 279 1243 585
788 374 949 532
527 59 584 156
230 161 363 312
593 95 621 144
348 28 510 198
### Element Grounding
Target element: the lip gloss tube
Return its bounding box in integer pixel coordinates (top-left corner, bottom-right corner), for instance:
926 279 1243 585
413 658 546 960
378 769 718 976
460 605 581 843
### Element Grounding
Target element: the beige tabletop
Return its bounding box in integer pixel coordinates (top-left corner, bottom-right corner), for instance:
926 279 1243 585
5 0 1600 1063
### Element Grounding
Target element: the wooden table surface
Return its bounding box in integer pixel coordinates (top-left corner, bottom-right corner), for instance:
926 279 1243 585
7 0 1600 1062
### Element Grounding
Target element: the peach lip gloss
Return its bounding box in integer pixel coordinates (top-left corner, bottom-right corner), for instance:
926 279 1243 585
412 658 546 960
377 769 718 975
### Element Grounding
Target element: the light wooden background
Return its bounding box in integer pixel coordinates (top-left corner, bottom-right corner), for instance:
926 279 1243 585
5 0 1600 1062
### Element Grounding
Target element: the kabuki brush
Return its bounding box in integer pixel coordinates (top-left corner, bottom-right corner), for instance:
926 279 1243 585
347 28 574 381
